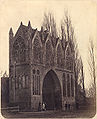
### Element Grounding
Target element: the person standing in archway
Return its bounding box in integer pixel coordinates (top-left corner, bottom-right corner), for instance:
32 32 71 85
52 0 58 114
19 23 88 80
38 102 41 111
42 102 46 111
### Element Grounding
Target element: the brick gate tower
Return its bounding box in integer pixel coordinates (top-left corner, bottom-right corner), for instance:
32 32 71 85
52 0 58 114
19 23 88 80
9 21 75 111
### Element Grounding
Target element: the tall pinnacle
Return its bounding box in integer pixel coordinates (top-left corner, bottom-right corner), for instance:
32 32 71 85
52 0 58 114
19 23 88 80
20 21 23 26
28 21 31 27
9 27 13 36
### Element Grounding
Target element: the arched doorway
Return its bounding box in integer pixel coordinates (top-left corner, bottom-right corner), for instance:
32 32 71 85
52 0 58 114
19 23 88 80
42 70 62 110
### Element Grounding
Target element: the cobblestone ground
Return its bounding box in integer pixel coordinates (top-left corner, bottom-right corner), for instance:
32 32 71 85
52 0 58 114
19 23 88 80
1 109 96 118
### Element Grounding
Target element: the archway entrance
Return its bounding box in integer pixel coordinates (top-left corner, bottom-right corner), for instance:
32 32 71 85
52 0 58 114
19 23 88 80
42 70 62 110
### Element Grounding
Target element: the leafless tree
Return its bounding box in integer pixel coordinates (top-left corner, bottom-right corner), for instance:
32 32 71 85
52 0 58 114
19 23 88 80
3 71 8 77
60 11 72 42
60 11 85 102
0 70 3 77
74 47 86 102
42 11 86 102
88 39 96 98
42 12 58 38
78 57 86 98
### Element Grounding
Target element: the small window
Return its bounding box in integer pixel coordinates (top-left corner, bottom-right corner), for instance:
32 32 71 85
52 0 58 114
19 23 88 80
25 75 29 88
33 69 35 74
37 70 40 75
19 76 22 89
67 74 70 97
16 77 18 89
63 73 66 97
10 76 13 89
71 75 74 97
22 75 25 88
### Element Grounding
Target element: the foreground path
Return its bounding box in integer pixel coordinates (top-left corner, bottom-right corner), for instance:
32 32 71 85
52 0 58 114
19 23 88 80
1 109 96 118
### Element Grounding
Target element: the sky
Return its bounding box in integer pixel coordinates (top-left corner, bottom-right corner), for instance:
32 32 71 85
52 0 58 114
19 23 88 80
0 0 97 89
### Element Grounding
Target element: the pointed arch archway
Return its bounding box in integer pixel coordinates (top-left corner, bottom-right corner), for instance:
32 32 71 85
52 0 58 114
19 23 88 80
42 70 62 110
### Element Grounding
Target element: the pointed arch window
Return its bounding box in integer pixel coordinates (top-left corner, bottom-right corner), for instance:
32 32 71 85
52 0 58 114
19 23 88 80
16 76 19 89
46 40 53 65
25 75 29 88
66 45 73 71
33 37 42 63
66 46 71 56
32 69 40 95
71 75 74 97
12 37 26 63
19 76 22 89
67 74 70 97
63 73 66 97
22 75 25 88
57 44 63 67
10 76 13 89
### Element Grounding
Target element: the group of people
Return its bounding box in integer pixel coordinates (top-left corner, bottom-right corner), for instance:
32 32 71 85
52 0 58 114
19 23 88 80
38 102 46 111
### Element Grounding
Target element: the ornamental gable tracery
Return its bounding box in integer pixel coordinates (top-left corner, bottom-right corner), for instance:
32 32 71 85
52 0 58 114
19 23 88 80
32 33 42 64
45 37 54 66
10 23 74 72
56 42 64 68
65 43 73 71
12 36 26 63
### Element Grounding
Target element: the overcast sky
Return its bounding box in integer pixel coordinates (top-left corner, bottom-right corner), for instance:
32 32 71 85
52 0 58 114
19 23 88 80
0 0 97 89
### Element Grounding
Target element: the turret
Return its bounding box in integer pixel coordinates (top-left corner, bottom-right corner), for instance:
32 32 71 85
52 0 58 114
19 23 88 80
61 26 66 49
9 27 14 66
41 26 44 41
28 21 32 38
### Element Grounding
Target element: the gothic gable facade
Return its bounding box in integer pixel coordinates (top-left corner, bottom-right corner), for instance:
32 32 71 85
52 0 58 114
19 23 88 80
9 22 75 111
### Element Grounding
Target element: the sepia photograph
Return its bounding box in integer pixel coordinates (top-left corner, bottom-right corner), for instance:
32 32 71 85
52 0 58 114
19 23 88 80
0 0 97 118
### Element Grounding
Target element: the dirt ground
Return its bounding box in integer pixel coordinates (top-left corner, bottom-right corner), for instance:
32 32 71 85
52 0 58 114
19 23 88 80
1 109 96 118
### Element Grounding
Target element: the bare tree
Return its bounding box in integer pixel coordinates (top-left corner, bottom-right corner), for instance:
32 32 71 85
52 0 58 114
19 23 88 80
42 11 86 103
3 71 8 77
0 70 3 77
88 39 96 98
74 47 86 102
78 57 86 99
42 12 57 38
60 11 85 104
60 11 72 42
